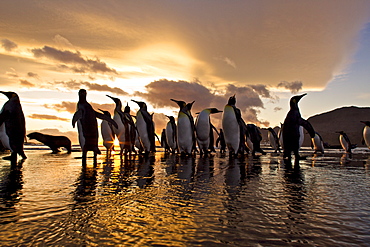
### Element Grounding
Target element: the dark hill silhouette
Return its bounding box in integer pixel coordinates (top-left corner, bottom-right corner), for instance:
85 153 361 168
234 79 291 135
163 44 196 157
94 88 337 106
261 106 370 148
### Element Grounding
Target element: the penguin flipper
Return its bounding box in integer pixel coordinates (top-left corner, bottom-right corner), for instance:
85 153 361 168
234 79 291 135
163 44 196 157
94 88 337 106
0 111 9 126
95 111 118 129
72 109 83 128
299 118 315 138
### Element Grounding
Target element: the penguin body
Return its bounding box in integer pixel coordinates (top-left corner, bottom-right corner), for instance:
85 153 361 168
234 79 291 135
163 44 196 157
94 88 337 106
160 129 170 152
99 109 115 156
222 95 241 155
246 124 266 156
72 89 117 159
216 129 226 153
361 121 370 149
0 91 27 161
337 131 352 154
268 127 281 153
165 116 177 153
195 108 222 155
132 100 156 153
311 132 324 154
282 94 315 160
171 99 195 155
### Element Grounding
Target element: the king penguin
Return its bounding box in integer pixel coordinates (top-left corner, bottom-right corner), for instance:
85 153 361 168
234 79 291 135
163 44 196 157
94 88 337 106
72 89 117 161
222 95 245 156
267 127 281 153
171 99 196 155
132 100 156 154
165 115 177 153
360 121 370 149
0 91 27 161
107 96 136 155
282 93 315 161
195 108 222 155
311 131 325 154
98 109 116 157
337 131 352 154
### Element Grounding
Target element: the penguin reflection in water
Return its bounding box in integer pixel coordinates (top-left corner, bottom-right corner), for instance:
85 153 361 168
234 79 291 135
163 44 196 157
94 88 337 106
195 108 222 155
72 89 118 162
282 93 315 162
0 91 27 162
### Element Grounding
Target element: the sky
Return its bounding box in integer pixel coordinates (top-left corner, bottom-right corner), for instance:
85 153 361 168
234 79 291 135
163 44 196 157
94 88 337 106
1 0 370 144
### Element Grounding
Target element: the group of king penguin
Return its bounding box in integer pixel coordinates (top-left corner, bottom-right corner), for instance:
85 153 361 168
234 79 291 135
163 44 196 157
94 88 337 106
1 89 370 164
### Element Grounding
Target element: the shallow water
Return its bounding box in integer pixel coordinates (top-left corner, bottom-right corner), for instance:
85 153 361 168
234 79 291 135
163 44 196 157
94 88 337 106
1 146 370 246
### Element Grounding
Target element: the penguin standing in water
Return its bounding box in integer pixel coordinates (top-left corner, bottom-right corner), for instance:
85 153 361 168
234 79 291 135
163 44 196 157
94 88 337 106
165 115 177 153
171 99 196 155
132 100 156 154
98 109 116 157
246 124 266 156
360 121 370 149
222 95 246 156
0 91 27 161
160 129 170 152
282 93 315 161
337 131 352 154
311 131 325 154
216 129 226 154
267 127 281 153
72 89 117 161
107 96 136 155
195 108 222 155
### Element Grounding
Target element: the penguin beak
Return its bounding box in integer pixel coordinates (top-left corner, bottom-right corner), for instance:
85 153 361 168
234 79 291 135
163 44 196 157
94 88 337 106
297 93 307 101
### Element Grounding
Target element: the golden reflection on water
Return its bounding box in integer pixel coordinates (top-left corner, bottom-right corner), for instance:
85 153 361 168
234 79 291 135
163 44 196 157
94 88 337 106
0 147 370 246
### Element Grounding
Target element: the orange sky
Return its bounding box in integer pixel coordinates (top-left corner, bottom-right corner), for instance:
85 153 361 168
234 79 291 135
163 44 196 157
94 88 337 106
1 0 370 144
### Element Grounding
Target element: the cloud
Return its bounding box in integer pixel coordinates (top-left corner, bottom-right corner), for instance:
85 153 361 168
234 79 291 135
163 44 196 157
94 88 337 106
277 81 303 93
1 39 18 51
53 34 74 48
50 80 128 96
31 46 117 74
44 101 115 114
20 79 35 88
28 114 70 122
27 72 39 78
136 79 272 126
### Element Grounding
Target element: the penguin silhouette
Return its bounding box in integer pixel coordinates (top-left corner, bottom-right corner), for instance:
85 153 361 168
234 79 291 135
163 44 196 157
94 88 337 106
216 129 226 154
165 115 177 153
107 96 136 155
132 100 156 154
160 129 170 152
246 124 266 156
337 131 352 154
72 89 117 161
195 108 222 155
98 109 116 157
171 99 196 155
267 127 281 153
282 93 315 161
0 91 27 162
360 121 370 149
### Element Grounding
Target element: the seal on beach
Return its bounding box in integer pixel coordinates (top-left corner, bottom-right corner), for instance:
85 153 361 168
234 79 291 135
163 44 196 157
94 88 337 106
0 91 27 161
27 132 72 154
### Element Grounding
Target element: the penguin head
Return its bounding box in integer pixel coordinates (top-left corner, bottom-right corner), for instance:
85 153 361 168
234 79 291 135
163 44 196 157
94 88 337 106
227 94 236 106
166 115 175 121
124 103 130 113
185 101 195 112
290 93 307 108
99 109 111 117
0 91 18 99
171 99 186 109
131 100 147 110
106 95 122 108
78 89 87 100
360 121 370 127
209 108 223 114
